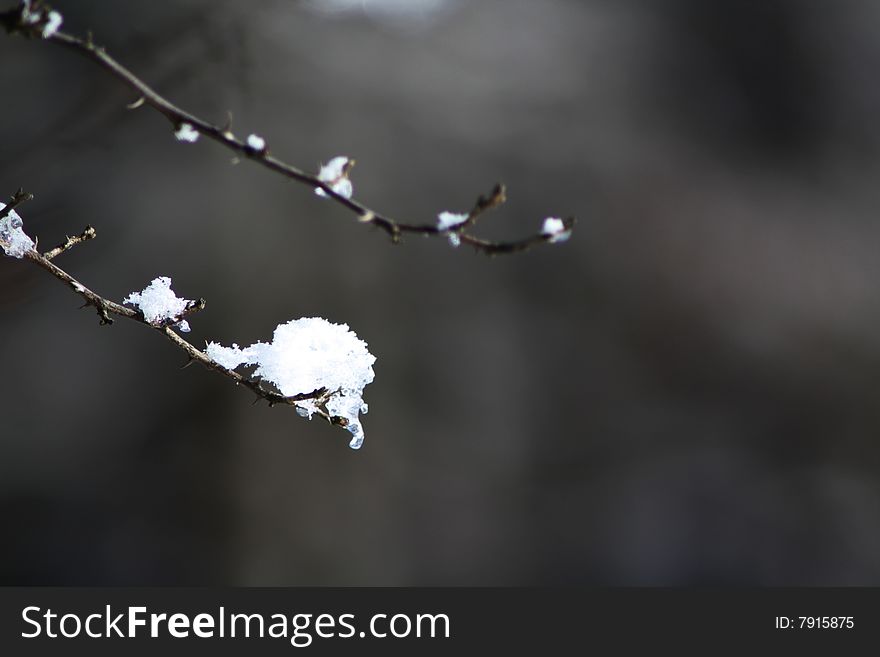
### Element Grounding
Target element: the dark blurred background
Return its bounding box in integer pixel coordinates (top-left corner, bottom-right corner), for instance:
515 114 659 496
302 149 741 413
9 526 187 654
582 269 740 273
2 0 880 585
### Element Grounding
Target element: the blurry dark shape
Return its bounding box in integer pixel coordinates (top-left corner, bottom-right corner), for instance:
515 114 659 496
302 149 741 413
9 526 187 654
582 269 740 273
649 0 829 162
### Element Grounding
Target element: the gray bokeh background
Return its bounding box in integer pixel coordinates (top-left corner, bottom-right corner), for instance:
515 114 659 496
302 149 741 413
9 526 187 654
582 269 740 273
2 0 880 584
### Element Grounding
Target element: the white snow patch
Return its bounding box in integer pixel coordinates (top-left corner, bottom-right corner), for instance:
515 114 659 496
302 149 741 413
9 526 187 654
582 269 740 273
246 134 266 151
123 276 194 331
206 317 376 449
437 211 468 231
174 123 200 143
42 10 62 38
541 217 571 243
315 156 354 199
0 203 35 259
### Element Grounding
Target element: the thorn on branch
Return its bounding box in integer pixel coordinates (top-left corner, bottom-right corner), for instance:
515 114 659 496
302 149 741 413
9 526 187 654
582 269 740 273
221 110 233 137
76 295 113 325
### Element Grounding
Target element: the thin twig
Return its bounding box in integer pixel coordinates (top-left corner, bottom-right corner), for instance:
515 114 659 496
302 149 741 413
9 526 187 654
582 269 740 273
43 224 96 260
0 3 575 252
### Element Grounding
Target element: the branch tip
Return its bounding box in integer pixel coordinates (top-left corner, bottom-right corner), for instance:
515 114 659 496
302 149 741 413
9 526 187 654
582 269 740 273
0 188 34 221
43 225 98 260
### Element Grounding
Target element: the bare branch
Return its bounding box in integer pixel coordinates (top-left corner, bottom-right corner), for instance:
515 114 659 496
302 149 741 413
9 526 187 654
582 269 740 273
1 3 574 254
11 206 347 429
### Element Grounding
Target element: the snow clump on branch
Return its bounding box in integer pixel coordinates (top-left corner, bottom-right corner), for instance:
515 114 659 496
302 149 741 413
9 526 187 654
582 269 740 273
206 317 376 449
315 156 354 199
437 211 468 248
246 134 266 151
0 202 35 258
541 217 572 243
123 276 194 332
